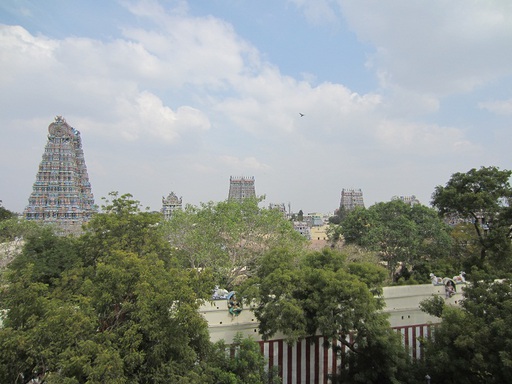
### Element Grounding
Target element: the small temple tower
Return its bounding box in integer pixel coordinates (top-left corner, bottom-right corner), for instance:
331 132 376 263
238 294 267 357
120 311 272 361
228 176 256 202
339 188 365 211
392 195 421 206
24 116 96 234
161 192 182 220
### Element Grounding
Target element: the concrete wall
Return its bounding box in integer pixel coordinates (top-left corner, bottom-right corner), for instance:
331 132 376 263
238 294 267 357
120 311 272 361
200 283 465 384
200 283 465 344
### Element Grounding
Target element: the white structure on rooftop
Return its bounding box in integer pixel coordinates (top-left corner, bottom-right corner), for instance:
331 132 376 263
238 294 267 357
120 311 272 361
392 195 421 206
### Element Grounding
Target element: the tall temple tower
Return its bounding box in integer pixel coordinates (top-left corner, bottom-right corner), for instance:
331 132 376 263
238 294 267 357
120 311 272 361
161 192 182 220
24 116 96 234
339 188 365 211
228 176 256 202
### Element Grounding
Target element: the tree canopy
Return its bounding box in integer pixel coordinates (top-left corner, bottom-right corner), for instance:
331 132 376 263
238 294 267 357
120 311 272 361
421 278 512 383
0 192 290 384
79 192 174 267
240 248 410 384
1 217 46 270
0 194 207 382
0 201 15 222
335 200 452 282
432 166 512 272
162 197 306 287
0 193 279 383
3 168 511 382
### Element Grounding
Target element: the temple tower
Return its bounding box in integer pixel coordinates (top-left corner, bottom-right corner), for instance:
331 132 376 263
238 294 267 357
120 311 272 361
392 195 421 206
339 188 365 211
161 192 182 220
228 176 256 201
24 116 96 234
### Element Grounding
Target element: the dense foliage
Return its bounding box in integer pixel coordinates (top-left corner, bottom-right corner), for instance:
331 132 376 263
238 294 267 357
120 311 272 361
1 165 511 383
421 278 512 383
0 201 15 222
241 248 411 383
0 194 276 383
162 196 305 287
432 166 512 273
333 200 452 282
0 216 44 269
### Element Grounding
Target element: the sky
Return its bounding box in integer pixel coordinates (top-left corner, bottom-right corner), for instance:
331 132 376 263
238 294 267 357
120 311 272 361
1 0 511 215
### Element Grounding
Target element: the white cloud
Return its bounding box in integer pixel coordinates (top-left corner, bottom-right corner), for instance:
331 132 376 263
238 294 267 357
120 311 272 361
2 0 506 215
219 156 270 171
0 24 211 143
119 7 260 90
479 99 512 115
288 0 339 25
217 69 383 139
338 0 512 95
374 120 478 155
114 91 210 142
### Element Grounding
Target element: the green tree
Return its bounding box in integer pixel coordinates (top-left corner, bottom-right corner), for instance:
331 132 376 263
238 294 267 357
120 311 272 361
432 166 512 272
338 200 452 282
162 197 305 287
241 248 409 384
448 222 481 272
419 295 446 319
422 279 512 383
0 193 215 383
8 226 81 286
0 201 15 222
79 192 174 267
329 205 357 226
336 206 375 245
197 334 280 384
0 218 47 272
0 216 44 243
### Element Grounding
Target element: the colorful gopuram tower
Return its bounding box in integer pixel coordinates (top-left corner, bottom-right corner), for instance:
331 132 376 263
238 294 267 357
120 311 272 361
228 176 256 202
24 116 96 234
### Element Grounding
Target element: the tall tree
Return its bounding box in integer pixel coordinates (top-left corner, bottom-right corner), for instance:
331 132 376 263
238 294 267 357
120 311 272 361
422 278 512 383
431 166 512 271
448 222 481 272
0 218 46 270
162 197 306 287
197 333 281 384
338 200 452 281
8 226 81 286
79 192 174 267
0 192 216 383
0 201 15 222
241 248 410 384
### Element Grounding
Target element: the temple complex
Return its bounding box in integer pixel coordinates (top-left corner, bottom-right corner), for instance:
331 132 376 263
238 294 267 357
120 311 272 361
23 116 96 234
228 176 256 201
